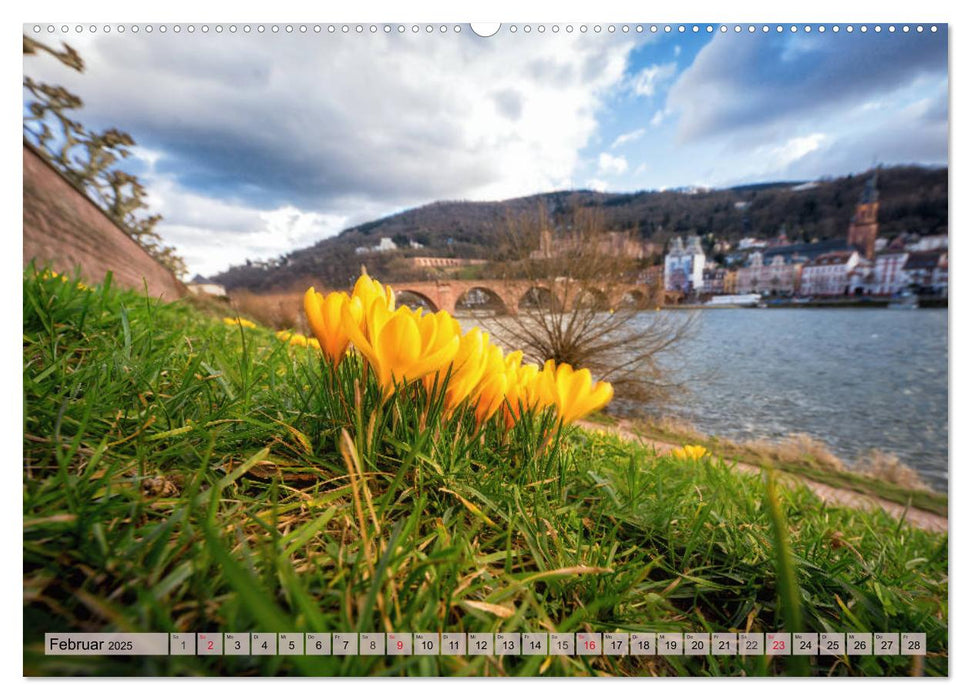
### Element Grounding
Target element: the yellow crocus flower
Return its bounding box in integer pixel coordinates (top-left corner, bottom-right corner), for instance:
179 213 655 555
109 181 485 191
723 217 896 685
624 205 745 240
504 356 543 428
275 330 310 347
426 327 491 413
470 343 509 425
670 444 709 461
541 361 614 425
224 316 257 329
350 273 396 314
304 287 361 364
343 302 460 394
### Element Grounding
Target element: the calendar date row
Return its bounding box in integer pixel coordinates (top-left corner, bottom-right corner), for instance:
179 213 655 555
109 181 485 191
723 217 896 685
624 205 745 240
46 632 927 657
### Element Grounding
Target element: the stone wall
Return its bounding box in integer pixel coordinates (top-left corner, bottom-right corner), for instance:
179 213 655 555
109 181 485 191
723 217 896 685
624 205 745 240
22 145 186 300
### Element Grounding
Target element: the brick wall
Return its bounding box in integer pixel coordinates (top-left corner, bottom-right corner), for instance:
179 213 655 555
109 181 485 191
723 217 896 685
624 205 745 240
22 145 186 300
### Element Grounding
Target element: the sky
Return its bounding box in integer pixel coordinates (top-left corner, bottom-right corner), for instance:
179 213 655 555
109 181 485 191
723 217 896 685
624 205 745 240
23 24 948 277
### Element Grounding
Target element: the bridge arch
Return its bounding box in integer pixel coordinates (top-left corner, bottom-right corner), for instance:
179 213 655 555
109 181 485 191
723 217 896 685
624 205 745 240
395 289 440 312
574 287 609 310
454 286 510 315
518 285 561 312
617 288 647 309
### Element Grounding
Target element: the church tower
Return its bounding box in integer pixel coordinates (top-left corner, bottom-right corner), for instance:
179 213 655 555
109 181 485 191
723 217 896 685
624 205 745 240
847 169 879 260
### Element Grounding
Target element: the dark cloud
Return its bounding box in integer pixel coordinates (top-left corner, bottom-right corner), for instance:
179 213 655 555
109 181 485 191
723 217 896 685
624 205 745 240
667 29 948 142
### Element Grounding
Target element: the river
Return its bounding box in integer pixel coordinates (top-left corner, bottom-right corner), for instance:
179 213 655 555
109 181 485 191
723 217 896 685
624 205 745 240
629 308 948 491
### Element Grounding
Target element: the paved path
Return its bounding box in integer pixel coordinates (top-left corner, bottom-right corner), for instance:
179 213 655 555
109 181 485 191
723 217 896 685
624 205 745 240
582 420 947 534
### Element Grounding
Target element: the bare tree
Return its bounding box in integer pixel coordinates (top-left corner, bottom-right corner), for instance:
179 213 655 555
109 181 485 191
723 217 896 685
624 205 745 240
482 200 697 405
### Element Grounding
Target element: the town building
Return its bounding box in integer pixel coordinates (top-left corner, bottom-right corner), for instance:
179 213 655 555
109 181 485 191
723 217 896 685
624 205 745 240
734 237 848 296
355 237 399 255
701 264 727 295
736 251 803 296
530 229 657 260
799 250 861 296
663 235 706 292
904 251 948 297
870 237 910 296
848 258 875 296
722 269 738 294
737 237 767 250
906 233 949 253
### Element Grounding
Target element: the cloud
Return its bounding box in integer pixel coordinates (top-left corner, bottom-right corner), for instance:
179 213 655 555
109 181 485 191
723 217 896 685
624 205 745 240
138 168 352 276
586 178 610 192
597 152 628 175
650 109 666 127
752 133 827 173
610 128 645 149
25 30 640 274
666 30 947 142
651 29 947 188
628 62 677 97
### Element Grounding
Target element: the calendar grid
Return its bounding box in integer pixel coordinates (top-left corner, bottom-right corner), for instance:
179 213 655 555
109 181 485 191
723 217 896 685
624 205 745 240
43 632 928 657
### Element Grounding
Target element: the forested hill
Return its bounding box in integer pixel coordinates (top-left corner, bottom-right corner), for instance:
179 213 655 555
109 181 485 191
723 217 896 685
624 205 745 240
212 166 947 292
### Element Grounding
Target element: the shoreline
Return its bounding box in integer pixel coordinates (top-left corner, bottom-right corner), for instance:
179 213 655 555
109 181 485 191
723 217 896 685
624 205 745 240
663 300 947 310
584 413 948 519
580 416 947 533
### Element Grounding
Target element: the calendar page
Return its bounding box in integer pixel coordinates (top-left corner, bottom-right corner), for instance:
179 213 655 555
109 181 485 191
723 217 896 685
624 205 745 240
21 8 949 681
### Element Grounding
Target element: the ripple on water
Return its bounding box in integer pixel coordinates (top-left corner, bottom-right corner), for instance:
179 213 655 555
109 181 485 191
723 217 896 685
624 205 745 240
632 308 948 490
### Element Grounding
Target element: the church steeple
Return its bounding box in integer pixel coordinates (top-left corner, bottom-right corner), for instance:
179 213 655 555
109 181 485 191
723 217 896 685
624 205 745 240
847 168 880 259
859 168 879 204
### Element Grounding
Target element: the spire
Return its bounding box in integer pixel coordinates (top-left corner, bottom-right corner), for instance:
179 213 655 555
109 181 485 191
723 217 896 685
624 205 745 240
860 167 879 204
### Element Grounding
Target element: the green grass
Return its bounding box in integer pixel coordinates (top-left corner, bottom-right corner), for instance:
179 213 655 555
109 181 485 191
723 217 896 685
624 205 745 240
22 266 948 677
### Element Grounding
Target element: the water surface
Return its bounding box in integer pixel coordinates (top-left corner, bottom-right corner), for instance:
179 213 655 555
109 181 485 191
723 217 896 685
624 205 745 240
630 308 948 490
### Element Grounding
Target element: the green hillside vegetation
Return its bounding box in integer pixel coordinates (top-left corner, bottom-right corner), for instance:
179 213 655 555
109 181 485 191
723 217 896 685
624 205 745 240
23 267 947 676
213 166 947 292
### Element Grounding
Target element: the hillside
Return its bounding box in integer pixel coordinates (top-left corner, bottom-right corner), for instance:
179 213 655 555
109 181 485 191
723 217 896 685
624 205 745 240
213 166 947 292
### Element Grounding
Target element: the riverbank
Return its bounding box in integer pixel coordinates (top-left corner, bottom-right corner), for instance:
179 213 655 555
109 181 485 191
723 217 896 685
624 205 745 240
664 297 947 310
581 416 947 532
585 413 947 522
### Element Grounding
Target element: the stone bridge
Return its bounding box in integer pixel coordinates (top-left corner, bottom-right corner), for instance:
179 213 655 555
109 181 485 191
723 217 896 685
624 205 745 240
389 279 654 315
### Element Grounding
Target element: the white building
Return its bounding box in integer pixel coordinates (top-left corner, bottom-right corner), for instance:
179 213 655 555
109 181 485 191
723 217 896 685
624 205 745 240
904 251 948 296
737 237 768 250
664 235 705 293
906 233 948 253
871 249 910 296
355 237 399 255
800 250 861 297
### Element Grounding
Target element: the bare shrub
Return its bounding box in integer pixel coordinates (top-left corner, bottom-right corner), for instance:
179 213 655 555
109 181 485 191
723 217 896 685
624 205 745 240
853 449 930 491
483 201 697 404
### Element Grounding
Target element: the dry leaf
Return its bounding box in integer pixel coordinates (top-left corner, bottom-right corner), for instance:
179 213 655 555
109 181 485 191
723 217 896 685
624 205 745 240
461 600 515 619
